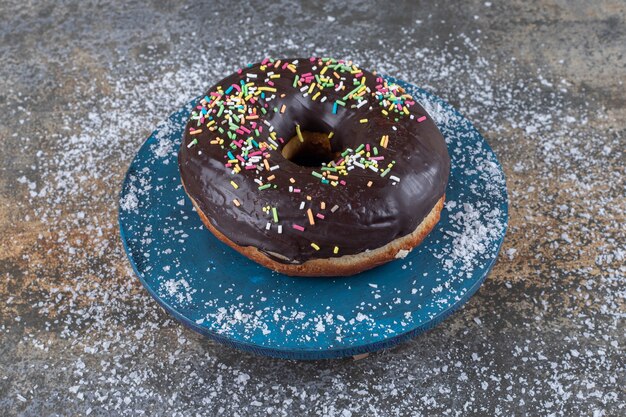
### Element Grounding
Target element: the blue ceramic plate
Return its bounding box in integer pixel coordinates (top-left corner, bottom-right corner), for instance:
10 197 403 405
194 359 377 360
119 77 508 360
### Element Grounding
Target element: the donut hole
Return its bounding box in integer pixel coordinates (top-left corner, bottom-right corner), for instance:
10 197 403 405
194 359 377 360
281 130 337 167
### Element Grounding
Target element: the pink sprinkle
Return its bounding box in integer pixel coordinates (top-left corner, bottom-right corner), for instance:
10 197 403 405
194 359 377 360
340 180 347 185
309 57 316 62
282 62 289 69
249 151 262 156
417 115 427 122
366 144 370 152
245 165 256 170
293 224 305 231
235 129 244 135
261 58 269 65
225 163 232 167
210 92 221 97
233 84 241 92
240 126 251 134
268 80 275 86
355 72 363 78
370 156 384 161
293 188 301 193
258 126 263 133
316 213 325 220
249 97 256 104
236 155 245 163
237 68 242 74
199 117 205 124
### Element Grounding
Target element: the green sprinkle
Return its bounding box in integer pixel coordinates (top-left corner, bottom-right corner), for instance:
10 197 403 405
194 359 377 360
293 75 299 87
272 207 278 223
311 171 324 179
258 183 272 190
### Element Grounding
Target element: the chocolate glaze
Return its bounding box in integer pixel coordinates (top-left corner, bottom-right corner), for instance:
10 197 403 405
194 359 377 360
178 58 450 264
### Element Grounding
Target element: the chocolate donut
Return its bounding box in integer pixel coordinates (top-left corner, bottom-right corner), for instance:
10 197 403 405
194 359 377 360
178 58 450 276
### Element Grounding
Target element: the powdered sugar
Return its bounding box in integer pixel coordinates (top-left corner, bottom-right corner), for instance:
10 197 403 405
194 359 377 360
2 4 624 416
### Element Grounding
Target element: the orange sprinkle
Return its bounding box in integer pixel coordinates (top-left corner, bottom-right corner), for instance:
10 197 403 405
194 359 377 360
233 199 241 207
267 175 275 181
367 181 373 187
280 104 286 113
190 129 203 135
321 201 326 210
307 209 315 225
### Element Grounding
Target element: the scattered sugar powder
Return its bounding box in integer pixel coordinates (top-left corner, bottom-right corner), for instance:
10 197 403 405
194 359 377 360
2 9 624 417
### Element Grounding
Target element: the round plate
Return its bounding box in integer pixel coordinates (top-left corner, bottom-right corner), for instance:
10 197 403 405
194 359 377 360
119 77 508 360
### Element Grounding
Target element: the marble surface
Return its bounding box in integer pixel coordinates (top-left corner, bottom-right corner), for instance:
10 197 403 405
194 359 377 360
1 1 624 416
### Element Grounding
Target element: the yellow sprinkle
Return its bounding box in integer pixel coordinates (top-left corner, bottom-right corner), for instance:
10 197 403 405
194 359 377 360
296 124 304 142
230 181 238 189
306 195 312 201
321 201 326 210
307 82 316 94
328 132 334 139
307 209 315 225
359 119 368 123
257 86 277 92
333 246 339 254
233 199 240 207
312 92 321 101
311 243 320 251
270 74 281 79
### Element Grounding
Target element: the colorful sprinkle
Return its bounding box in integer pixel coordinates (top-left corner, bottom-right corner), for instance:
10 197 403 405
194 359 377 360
295 124 304 142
